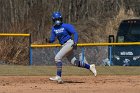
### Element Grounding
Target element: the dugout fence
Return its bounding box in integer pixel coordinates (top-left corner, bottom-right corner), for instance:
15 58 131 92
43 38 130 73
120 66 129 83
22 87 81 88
31 42 140 66
0 33 140 66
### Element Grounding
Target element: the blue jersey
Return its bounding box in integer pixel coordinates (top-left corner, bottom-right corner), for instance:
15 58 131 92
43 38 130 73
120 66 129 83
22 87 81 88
49 23 78 45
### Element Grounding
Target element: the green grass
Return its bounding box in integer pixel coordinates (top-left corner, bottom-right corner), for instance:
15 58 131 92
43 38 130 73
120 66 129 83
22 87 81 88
0 65 139 76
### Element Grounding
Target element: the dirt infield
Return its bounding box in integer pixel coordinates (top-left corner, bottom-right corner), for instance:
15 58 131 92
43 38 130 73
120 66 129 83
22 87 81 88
0 76 140 93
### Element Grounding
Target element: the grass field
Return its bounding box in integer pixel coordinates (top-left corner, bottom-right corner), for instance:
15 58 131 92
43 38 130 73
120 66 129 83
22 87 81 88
0 65 140 93
0 65 140 76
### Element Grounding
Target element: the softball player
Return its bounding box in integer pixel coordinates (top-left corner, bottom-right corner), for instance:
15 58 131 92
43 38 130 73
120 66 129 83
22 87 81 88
47 12 97 84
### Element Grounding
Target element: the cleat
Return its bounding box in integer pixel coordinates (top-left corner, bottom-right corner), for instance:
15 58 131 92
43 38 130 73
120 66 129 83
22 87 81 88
49 76 63 84
57 79 63 84
90 64 97 76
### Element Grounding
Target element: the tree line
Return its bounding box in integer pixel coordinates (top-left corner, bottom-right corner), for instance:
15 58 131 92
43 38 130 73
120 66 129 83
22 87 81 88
0 0 139 42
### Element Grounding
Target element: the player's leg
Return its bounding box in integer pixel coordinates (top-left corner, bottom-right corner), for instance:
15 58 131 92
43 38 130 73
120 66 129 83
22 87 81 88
54 40 74 77
67 52 89 69
79 53 97 76
49 39 74 83
67 52 97 76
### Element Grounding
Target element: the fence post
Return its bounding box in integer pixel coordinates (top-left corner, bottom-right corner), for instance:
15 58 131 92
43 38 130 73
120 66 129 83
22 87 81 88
108 35 114 66
82 47 85 66
29 34 32 65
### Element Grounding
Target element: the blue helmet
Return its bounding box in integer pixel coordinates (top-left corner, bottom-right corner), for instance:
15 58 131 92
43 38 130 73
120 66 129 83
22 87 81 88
52 12 62 19
52 12 63 26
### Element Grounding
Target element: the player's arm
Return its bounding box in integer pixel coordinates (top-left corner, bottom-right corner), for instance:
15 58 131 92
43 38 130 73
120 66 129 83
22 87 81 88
66 24 78 43
46 30 56 43
66 24 78 49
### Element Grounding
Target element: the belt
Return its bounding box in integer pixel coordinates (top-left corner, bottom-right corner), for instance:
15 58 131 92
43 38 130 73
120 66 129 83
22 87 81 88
64 40 67 43
63 39 71 44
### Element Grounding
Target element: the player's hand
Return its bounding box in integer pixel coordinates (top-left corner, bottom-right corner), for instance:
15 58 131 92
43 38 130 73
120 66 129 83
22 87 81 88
46 38 50 43
46 38 52 43
72 42 77 50
46 38 48 43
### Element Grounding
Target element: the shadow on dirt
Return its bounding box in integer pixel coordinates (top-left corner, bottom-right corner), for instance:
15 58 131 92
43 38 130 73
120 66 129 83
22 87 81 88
64 81 85 83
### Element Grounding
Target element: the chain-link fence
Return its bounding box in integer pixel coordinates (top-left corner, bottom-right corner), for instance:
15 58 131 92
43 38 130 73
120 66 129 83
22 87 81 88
0 34 30 65
32 43 140 66
32 46 108 66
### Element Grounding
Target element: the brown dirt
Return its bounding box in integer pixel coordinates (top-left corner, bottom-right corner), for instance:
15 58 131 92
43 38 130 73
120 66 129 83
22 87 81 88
0 76 140 93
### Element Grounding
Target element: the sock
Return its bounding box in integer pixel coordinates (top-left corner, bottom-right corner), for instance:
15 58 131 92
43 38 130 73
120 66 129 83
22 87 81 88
84 63 90 69
76 60 90 69
56 62 62 77
72 59 90 69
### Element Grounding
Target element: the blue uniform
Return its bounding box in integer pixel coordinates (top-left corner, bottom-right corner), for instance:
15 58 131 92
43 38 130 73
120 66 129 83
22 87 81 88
49 12 96 83
49 23 78 45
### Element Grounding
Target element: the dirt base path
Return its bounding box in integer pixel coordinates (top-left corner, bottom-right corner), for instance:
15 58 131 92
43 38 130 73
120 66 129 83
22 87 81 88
0 76 140 93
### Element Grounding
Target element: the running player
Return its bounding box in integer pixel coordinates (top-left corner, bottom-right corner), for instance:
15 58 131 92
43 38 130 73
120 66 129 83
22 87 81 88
47 11 97 84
